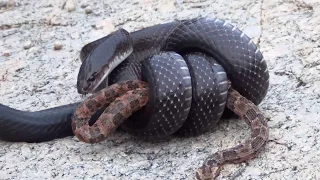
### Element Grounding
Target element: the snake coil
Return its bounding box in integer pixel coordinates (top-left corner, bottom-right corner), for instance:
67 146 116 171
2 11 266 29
0 17 269 142
75 17 269 139
73 17 269 179
0 17 269 180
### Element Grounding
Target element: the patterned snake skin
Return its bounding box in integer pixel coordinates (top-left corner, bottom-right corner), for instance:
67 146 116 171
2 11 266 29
72 80 149 143
74 17 270 179
195 87 268 179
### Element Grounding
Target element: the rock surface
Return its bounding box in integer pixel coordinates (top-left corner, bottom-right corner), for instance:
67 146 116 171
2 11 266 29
0 0 319 179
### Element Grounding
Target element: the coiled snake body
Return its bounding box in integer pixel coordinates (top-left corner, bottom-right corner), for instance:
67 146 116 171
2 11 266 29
74 17 269 179
0 18 269 179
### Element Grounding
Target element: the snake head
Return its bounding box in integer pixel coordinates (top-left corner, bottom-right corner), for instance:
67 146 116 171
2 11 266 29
77 29 133 94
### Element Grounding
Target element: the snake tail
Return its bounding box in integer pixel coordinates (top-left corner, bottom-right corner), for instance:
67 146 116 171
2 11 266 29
0 103 79 142
195 88 269 180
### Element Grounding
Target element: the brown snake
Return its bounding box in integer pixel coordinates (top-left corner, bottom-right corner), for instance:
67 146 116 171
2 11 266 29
72 80 149 143
72 80 268 179
195 86 269 179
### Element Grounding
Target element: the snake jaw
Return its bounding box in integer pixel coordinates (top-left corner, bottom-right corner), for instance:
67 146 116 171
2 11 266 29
77 29 134 95
87 67 110 93
88 48 133 93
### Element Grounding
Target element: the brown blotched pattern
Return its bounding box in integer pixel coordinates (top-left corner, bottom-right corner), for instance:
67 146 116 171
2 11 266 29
72 80 149 143
195 87 269 180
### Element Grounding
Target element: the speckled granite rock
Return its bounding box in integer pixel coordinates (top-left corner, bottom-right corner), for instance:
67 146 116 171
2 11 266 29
0 0 319 179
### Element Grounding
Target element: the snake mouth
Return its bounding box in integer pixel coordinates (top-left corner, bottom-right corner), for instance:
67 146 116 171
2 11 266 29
86 67 110 93
85 48 133 94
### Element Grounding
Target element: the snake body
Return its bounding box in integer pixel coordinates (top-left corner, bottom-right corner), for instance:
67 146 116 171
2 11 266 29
72 79 268 179
195 87 268 179
77 18 269 137
0 17 269 179
72 80 149 143
0 103 77 142
73 17 269 179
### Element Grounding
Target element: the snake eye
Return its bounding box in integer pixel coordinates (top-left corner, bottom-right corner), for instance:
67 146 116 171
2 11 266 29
87 73 96 82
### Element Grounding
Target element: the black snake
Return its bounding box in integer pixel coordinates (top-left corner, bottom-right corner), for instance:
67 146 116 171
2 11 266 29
0 17 269 179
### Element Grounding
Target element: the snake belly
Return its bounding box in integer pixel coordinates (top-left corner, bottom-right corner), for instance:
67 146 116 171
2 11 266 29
78 17 269 138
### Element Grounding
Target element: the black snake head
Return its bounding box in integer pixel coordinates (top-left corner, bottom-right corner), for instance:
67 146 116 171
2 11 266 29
77 28 133 94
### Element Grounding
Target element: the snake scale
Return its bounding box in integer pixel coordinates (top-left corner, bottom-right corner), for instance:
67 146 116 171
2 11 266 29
0 17 269 179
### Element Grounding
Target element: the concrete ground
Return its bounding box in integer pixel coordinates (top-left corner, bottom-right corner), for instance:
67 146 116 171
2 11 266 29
0 0 319 179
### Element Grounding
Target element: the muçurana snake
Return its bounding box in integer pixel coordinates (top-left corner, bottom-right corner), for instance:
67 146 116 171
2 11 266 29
0 17 269 179
73 17 269 179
